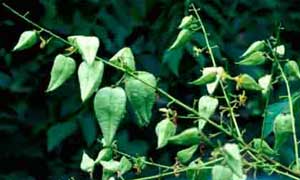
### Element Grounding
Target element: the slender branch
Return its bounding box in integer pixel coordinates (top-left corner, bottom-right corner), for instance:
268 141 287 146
275 56 299 170
191 3 243 141
131 158 222 180
113 149 174 170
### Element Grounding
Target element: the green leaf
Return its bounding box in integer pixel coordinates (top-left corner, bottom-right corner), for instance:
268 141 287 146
125 71 156 126
176 145 198 164
223 143 243 177
186 158 209 180
119 156 132 175
169 29 194 50
133 156 147 171
202 67 224 95
198 96 218 131
94 87 126 145
240 40 265 58
236 74 263 91
189 72 217 85
262 101 289 137
78 61 104 102
155 118 176 149
100 160 120 172
237 51 266 66
13 30 39 51
80 151 95 173
46 54 76 92
273 113 293 150
212 165 233 180
110 47 136 71
47 120 77 151
178 15 196 29
252 138 276 156
68 35 100 64
162 48 183 76
284 60 300 79
168 128 201 146
78 112 97 146
95 148 113 164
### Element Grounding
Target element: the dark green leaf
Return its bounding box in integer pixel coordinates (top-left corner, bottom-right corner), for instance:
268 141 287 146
169 29 194 50
47 120 77 151
273 113 293 150
78 112 97 146
262 101 289 137
162 48 183 76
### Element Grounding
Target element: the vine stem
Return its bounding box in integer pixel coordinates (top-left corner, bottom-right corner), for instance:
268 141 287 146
113 149 174 170
191 4 243 142
131 158 222 180
275 55 299 170
3 3 300 179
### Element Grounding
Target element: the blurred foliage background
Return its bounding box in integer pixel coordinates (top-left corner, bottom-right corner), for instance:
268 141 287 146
1 0 300 179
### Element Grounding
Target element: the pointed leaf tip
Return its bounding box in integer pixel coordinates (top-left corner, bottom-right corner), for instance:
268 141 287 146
13 30 39 51
68 35 100 64
46 54 76 92
78 61 104 102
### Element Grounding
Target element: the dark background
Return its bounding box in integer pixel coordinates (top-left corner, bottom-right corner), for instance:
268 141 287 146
1 0 300 179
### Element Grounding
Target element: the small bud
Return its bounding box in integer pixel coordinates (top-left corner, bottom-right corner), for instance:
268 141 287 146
237 51 266 65
178 15 196 29
13 30 39 51
236 74 263 91
284 60 300 79
240 40 265 58
189 72 217 85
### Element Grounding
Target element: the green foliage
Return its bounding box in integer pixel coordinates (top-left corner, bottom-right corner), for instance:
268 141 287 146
94 87 126 145
125 71 156 126
155 118 176 149
168 127 201 146
176 145 198 164
4 1 300 180
46 54 76 92
47 120 78 151
68 36 100 65
78 61 104 101
13 30 39 51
